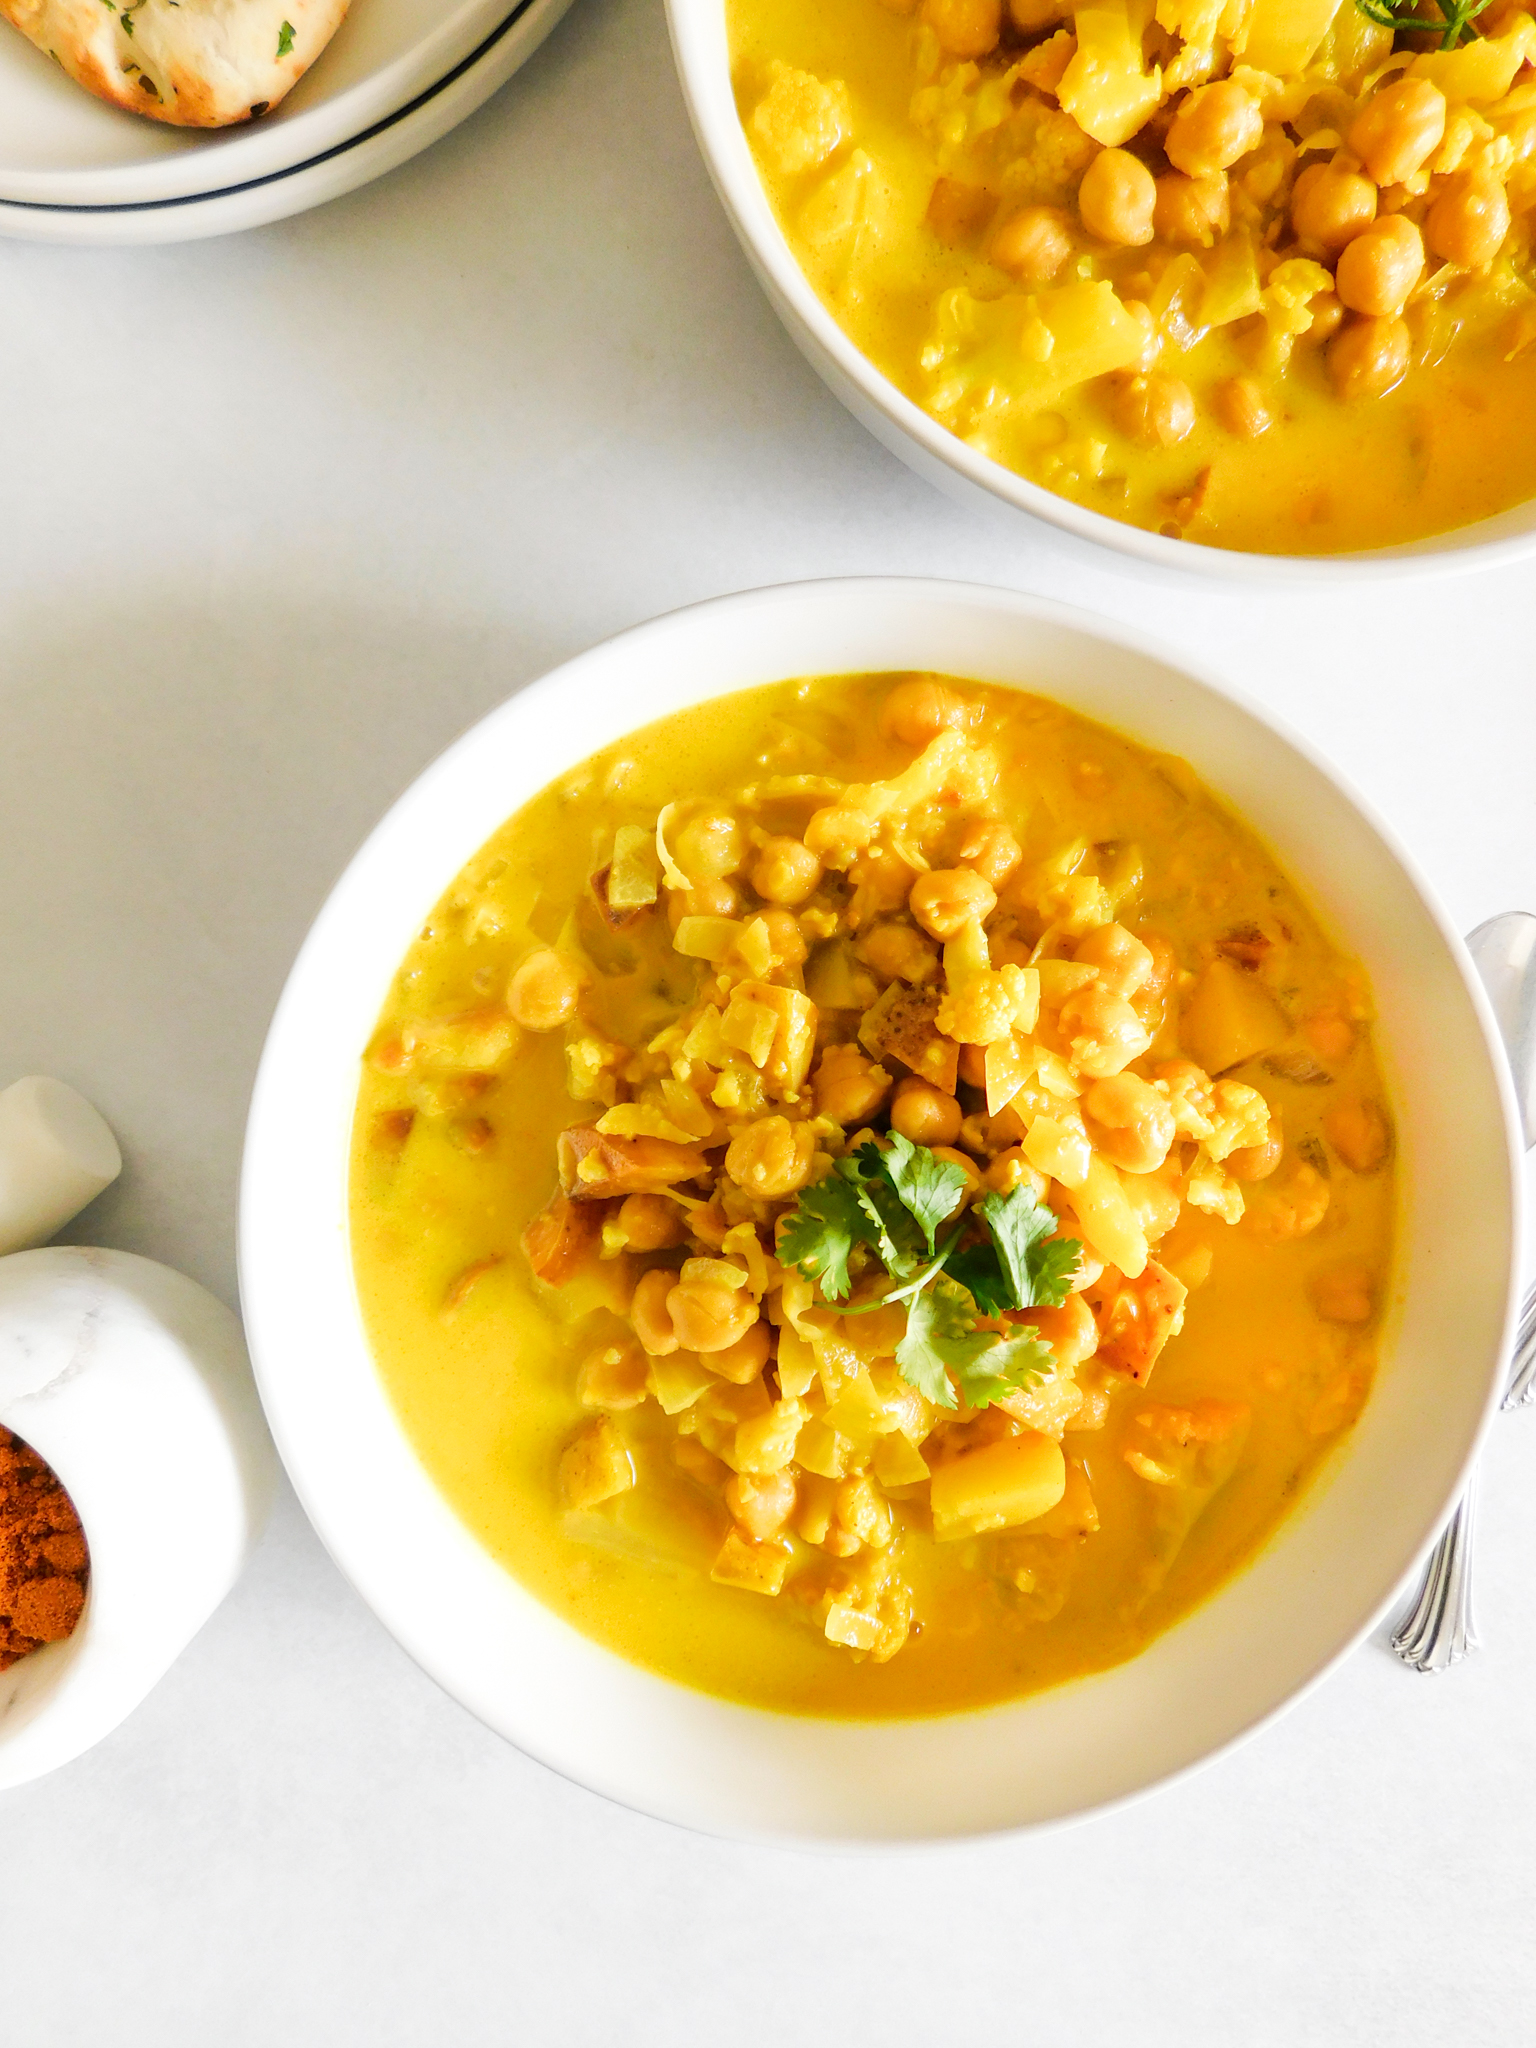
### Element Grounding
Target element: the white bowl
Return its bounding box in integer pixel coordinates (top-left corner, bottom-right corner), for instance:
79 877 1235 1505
241 578 1522 1844
0 0 529 208
0 1 571 246
665 0 1536 583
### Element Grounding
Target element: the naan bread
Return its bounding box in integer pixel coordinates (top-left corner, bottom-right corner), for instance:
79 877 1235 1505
2 0 351 127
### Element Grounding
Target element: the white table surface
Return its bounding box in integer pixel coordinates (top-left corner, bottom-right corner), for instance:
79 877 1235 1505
3 1 1535 2038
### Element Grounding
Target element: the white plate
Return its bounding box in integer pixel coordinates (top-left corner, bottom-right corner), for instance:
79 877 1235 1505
0 0 572 245
0 0 516 208
241 578 1520 1845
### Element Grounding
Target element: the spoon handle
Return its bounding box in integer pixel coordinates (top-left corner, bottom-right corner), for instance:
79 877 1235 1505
1391 1475 1480 1673
1391 1280 1535 1672
1501 1282 1536 1408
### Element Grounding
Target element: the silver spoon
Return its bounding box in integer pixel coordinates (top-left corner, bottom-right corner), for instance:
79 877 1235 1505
1391 911 1536 1673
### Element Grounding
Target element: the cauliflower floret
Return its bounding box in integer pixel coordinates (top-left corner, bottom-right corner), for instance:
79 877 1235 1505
751 61 853 177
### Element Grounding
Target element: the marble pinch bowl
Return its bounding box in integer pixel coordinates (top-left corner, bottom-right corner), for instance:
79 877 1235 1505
241 577 1522 1845
664 0 1536 583
0 1246 277 1790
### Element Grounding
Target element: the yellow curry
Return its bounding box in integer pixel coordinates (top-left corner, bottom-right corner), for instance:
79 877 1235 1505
350 673 1394 1717
728 0 1536 552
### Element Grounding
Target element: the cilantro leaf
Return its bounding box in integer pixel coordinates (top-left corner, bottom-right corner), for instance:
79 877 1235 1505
945 1239 1012 1318
895 1280 1058 1412
777 1172 867 1302
845 1143 925 1276
952 1326 1056 1410
895 1280 992 1410
975 1183 1082 1310
870 1129 969 1255
277 18 296 56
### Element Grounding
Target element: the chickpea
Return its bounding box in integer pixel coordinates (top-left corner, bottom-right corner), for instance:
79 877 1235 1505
1290 161 1377 254
676 808 745 884
1227 1111 1283 1182
726 1466 797 1540
710 1321 773 1386
909 866 997 941
1111 372 1197 449
921 0 1001 57
1018 1292 1099 1368
1078 148 1157 247
846 843 917 921
983 1145 1050 1198
1328 314 1411 401
630 1266 679 1355
813 1042 892 1125
859 921 938 984
1427 174 1511 269
617 1193 685 1252
1349 79 1446 190
958 817 1022 887
1166 81 1263 179
805 803 877 869
1074 921 1152 997
930 1145 984 1205
725 1114 818 1199
752 835 823 906
1083 1073 1176 1173
991 204 1074 281
957 1043 988 1089
890 1076 963 1147
1009 0 1069 25
758 907 809 969
1307 291 1345 344
1215 374 1273 440
1335 213 1423 317
958 1104 1023 1155
667 877 738 931
667 1269 760 1354
1060 983 1153 1079
1153 171 1230 248
880 676 969 744
508 948 584 1031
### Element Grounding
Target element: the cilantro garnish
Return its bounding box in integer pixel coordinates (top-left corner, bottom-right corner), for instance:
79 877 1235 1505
277 19 296 57
1353 0 1490 48
778 1138 1083 1412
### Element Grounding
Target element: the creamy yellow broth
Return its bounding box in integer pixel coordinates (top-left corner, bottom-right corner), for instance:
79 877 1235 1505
350 674 1394 1718
728 0 1536 553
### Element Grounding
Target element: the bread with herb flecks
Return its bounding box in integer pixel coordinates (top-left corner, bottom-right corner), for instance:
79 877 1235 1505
1 0 350 127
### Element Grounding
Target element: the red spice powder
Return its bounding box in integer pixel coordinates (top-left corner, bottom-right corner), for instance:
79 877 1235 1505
0 1427 89 1670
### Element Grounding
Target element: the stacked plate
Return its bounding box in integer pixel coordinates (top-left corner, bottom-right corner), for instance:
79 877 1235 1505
0 0 574 245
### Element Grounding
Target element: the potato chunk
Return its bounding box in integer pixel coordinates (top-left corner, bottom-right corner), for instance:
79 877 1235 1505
560 1417 635 1509
930 1429 1067 1539
1180 959 1288 1075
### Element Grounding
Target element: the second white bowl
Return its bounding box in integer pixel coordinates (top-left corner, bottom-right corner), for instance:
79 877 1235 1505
664 0 1536 582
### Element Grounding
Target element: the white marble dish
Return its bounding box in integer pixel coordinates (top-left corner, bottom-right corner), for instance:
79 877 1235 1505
0 1247 276 1789
664 0 1536 583
240 578 1523 1844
